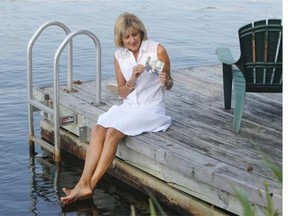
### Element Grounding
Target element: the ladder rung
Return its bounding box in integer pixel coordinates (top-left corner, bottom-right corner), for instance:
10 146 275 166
29 99 54 115
30 136 55 153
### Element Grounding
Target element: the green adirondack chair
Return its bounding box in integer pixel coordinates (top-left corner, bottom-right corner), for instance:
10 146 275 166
216 19 282 132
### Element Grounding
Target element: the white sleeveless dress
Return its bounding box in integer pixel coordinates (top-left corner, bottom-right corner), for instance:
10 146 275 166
97 40 171 136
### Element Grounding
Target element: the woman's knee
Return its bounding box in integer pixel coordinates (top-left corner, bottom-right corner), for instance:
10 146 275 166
105 128 125 142
92 124 105 132
91 125 106 139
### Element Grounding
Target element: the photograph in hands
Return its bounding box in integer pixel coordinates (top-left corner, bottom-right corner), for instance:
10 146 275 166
145 56 165 75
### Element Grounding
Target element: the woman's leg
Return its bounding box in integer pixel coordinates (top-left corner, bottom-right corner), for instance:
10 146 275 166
90 128 126 189
60 125 108 204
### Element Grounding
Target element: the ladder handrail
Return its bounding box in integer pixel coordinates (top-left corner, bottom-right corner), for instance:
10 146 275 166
27 22 102 162
27 21 72 161
53 30 101 161
27 21 73 100
54 30 102 105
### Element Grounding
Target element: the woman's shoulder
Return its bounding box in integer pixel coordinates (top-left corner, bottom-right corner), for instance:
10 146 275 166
115 47 130 60
146 40 166 54
145 40 159 46
143 40 160 53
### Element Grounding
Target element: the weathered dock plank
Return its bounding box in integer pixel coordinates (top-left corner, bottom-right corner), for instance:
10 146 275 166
35 64 282 216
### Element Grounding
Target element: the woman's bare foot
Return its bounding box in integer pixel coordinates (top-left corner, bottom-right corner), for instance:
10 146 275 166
60 183 92 204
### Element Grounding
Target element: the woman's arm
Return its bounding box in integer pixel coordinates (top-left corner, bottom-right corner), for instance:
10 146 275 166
157 44 173 90
114 56 145 98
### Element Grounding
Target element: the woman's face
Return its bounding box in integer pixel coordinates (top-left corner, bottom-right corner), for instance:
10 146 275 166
122 30 141 52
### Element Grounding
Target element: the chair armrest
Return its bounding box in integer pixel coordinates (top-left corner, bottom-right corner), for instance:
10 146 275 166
215 47 237 65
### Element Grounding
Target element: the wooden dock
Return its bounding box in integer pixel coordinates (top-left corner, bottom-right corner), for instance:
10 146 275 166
35 64 282 216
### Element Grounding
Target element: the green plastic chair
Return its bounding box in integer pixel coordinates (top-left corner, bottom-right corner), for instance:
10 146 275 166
216 19 282 132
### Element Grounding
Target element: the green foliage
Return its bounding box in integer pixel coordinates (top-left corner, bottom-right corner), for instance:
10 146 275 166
234 187 256 216
148 195 167 216
263 181 274 216
255 145 282 184
149 198 157 216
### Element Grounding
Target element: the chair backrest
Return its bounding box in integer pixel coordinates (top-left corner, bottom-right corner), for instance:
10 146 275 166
237 19 282 92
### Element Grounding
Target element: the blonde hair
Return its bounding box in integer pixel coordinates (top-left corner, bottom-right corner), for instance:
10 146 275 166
114 12 148 47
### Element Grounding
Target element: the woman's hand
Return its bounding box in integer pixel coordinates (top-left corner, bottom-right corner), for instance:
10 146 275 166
158 71 169 86
156 44 173 90
131 64 145 81
159 71 173 90
125 64 145 90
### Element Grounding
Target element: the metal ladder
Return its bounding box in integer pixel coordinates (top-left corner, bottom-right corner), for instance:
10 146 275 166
27 21 102 161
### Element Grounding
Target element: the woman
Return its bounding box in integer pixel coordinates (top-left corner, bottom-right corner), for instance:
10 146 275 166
60 12 173 204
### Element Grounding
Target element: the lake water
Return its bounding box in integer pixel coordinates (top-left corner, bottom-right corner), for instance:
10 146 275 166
0 0 282 215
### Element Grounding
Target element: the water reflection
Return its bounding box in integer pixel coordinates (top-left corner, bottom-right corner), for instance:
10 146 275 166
28 151 144 215
61 199 102 216
29 153 104 215
29 155 61 215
